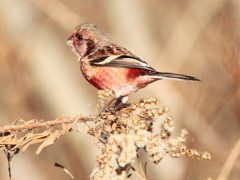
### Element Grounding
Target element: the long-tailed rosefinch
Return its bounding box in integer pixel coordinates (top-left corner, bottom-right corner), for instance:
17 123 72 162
66 22 199 104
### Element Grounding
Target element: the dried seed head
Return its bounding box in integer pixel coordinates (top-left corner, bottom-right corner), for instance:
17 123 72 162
90 97 211 179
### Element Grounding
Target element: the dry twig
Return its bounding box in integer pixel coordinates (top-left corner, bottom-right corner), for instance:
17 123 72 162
55 162 75 180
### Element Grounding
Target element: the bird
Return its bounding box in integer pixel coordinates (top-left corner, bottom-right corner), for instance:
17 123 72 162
66 22 199 107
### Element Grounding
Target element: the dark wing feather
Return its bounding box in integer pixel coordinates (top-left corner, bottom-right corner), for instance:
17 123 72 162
89 55 155 71
146 72 200 81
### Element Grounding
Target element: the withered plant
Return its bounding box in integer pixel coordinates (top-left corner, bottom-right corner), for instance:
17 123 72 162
0 89 211 180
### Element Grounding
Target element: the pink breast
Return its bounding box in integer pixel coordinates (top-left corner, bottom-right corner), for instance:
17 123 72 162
90 67 151 89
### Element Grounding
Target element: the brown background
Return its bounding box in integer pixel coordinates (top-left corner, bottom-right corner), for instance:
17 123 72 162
0 0 239 179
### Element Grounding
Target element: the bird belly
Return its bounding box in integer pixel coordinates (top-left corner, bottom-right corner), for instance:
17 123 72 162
82 66 154 97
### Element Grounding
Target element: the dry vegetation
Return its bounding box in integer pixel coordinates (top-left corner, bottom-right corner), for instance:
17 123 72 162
0 89 211 180
0 0 240 180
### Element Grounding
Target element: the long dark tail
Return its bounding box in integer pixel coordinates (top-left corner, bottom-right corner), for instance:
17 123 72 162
146 72 200 81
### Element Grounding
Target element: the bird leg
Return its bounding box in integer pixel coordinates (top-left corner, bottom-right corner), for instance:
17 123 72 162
99 96 129 115
112 96 130 111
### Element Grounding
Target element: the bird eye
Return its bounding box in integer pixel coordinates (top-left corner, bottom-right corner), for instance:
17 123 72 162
77 35 83 40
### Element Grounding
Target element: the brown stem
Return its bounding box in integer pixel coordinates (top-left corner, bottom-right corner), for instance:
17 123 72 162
0 115 99 134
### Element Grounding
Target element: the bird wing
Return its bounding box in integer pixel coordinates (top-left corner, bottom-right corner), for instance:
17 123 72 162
89 55 155 71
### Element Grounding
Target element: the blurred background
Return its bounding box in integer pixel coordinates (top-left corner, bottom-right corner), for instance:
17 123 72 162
0 0 239 179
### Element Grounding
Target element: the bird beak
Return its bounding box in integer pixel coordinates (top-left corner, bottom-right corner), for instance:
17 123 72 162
66 36 74 46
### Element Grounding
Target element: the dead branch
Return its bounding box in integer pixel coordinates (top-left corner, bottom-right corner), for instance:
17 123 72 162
0 115 99 134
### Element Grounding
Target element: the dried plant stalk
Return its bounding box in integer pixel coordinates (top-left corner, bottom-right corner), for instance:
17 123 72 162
0 115 98 154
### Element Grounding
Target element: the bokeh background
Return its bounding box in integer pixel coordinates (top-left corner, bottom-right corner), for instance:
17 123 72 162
0 0 240 179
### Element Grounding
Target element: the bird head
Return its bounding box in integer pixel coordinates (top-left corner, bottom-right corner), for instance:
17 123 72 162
67 22 110 59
